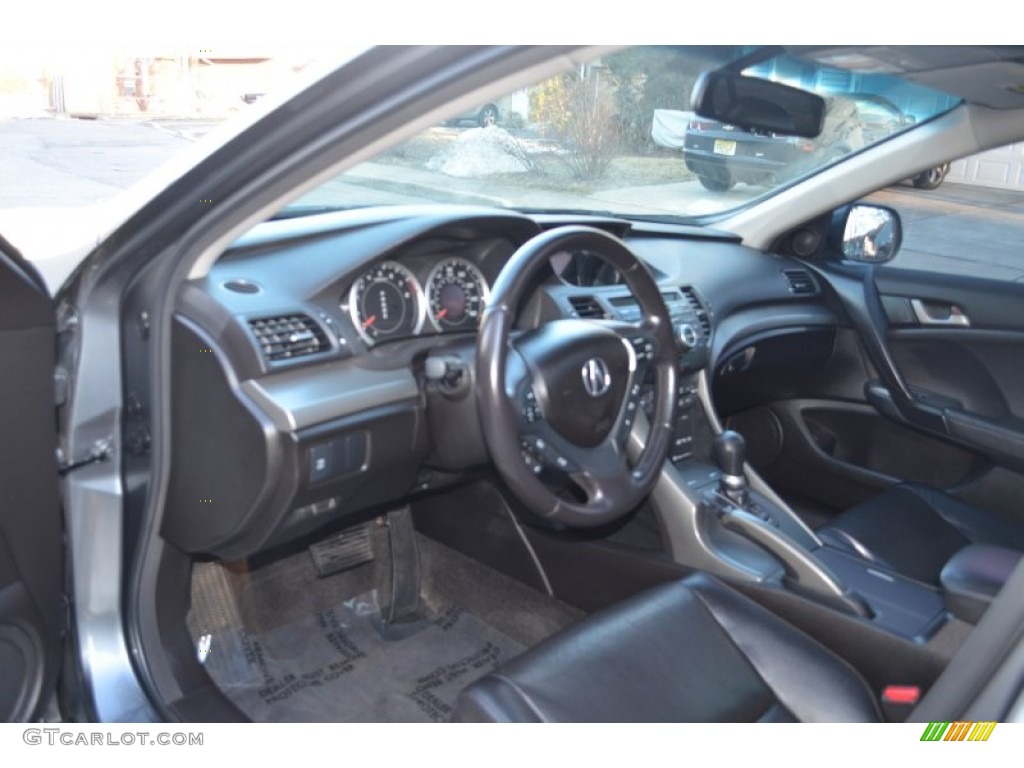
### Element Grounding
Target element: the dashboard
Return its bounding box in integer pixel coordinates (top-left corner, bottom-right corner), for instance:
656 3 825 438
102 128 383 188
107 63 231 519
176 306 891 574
162 206 835 560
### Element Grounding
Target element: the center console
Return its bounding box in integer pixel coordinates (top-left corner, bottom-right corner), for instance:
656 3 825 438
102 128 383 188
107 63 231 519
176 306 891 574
648 412 954 638
693 428 955 641
604 289 963 664
629 369 974 696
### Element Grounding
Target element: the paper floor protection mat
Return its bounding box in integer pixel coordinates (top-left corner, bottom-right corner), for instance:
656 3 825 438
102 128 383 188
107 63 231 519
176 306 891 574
196 590 523 722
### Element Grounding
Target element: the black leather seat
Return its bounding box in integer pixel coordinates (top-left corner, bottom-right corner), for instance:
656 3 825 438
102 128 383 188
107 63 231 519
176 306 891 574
816 483 1024 586
456 558 1024 724
453 573 882 722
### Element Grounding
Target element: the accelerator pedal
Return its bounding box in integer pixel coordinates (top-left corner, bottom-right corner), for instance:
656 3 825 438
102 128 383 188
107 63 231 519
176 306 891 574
383 506 422 624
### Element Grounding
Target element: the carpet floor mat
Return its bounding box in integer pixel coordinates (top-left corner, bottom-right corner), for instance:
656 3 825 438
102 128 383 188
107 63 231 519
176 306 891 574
188 534 582 722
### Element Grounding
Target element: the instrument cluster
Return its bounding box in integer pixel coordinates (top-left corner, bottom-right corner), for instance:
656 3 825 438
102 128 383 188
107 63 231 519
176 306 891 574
345 257 490 345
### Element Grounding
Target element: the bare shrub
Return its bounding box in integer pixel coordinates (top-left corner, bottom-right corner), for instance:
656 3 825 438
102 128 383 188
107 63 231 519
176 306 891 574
532 72 621 182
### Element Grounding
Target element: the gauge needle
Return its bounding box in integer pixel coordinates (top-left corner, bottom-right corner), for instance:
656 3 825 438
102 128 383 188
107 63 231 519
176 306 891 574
437 308 448 320
362 315 377 329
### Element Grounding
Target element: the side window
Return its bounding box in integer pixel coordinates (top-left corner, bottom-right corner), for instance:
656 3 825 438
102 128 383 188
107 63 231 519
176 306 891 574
868 141 1024 282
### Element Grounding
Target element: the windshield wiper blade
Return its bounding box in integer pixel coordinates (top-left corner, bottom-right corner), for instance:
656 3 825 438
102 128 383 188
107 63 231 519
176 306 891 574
517 207 698 225
270 204 360 221
517 207 625 218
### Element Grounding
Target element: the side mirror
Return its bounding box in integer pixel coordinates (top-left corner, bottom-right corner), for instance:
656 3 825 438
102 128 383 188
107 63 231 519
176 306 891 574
832 204 902 263
691 71 826 138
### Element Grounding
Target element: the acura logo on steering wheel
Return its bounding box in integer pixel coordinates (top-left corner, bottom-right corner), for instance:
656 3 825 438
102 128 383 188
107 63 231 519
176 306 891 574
581 357 612 397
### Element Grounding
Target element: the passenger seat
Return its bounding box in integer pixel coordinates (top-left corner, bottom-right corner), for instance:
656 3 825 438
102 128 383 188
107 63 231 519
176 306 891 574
816 482 1024 585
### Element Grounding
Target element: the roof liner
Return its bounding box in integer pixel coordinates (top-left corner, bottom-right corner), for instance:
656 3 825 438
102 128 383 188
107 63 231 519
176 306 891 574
791 46 1024 109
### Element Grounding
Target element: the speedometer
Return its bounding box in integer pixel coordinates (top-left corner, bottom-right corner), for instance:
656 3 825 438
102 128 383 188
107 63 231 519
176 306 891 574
347 261 425 344
427 258 489 331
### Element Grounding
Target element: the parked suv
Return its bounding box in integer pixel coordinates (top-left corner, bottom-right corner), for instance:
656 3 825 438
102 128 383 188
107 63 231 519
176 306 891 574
683 91 947 191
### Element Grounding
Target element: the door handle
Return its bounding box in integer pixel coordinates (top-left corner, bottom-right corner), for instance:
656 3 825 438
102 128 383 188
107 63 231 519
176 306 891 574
910 298 971 327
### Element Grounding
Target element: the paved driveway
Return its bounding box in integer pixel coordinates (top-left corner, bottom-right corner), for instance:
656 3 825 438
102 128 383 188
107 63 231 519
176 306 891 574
868 183 1024 282
0 117 187 208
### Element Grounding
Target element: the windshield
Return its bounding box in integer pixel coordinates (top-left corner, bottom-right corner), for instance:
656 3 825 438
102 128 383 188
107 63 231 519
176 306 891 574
288 46 960 223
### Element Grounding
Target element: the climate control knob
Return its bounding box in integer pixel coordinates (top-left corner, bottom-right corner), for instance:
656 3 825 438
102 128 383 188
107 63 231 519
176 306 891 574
676 323 699 352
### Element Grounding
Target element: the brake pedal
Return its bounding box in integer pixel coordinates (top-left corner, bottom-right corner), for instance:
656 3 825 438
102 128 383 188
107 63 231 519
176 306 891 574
309 522 375 578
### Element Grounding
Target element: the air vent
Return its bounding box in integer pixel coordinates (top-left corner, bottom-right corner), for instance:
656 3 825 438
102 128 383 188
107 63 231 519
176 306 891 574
680 286 711 338
248 314 330 362
782 269 819 295
567 295 607 319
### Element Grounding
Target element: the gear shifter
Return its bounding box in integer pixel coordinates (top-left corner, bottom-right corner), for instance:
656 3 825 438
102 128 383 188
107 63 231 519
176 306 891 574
707 432 870 618
712 430 750 507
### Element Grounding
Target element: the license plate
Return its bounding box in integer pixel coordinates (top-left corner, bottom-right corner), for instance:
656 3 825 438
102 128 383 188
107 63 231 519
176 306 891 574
713 139 737 156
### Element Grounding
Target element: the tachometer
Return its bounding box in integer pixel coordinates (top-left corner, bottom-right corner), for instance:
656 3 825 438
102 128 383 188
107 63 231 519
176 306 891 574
427 258 489 331
347 261 425 344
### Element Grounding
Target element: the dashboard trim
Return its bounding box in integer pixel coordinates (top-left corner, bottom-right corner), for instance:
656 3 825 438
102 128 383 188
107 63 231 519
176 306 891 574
241 361 420 432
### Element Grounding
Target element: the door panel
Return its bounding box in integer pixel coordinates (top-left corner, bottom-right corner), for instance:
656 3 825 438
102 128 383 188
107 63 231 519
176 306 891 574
889 331 1024 420
872 268 1024 473
731 398 985 514
724 261 1024 531
793 261 1024 527
0 236 62 721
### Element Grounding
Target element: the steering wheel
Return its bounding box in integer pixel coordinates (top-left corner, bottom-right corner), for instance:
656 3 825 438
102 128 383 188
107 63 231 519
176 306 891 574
476 226 678 527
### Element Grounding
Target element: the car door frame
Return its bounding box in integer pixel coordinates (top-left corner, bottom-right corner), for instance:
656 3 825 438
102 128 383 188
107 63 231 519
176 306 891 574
0 234 63 722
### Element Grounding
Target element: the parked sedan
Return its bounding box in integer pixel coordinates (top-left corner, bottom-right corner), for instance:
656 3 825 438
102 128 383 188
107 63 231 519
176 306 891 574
2 45 1024 732
445 102 501 127
909 161 951 189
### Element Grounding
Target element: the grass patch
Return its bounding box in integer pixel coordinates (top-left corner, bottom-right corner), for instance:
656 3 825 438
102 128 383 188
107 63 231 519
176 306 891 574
492 153 693 193
605 155 693 187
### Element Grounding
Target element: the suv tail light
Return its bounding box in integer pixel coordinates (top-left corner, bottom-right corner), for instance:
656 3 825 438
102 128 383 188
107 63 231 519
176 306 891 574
786 136 817 153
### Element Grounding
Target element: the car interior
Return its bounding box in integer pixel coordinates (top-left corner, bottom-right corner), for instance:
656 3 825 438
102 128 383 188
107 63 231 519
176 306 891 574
5 45 1024 725
122 46 1024 724
144 193 1024 722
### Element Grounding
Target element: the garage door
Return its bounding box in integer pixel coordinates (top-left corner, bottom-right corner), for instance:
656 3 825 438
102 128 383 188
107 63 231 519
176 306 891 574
948 142 1024 190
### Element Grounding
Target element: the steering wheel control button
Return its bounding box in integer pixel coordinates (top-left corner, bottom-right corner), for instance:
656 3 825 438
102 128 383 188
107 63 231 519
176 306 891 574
521 387 542 423
523 435 577 473
544 449 576 472
520 440 542 472
626 335 659 364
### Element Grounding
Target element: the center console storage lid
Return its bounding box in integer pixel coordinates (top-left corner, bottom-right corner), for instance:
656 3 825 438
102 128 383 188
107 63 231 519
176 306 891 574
940 545 1023 625
814 547 948 642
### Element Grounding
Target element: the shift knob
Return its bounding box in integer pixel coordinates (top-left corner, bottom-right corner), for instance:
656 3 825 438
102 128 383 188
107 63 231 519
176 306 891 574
712 430 746 479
